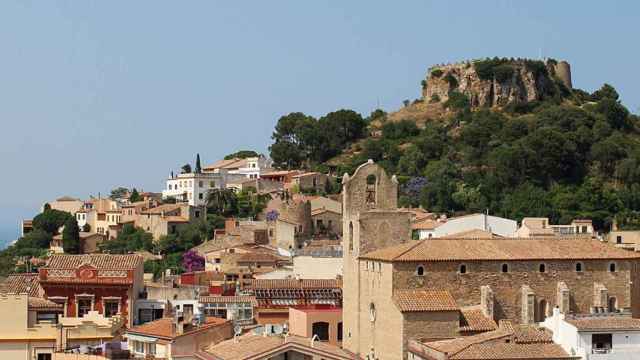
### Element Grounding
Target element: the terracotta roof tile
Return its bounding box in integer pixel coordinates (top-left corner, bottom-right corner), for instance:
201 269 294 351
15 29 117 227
200 334 354 360
452 342 574 359
393 290 458 312
361 238 640 262
565 315 640 331
28 297 63 311
412 219 441 230
43 254 143 270
127 317 228 340
459 308 498 332
245 279 341 290
1 273 43 297
199 296 258 306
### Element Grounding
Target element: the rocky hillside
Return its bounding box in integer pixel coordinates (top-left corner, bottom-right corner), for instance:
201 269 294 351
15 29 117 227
422 58 572 108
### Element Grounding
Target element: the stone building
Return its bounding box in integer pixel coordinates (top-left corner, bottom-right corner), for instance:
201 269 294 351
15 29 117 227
340 160 640 360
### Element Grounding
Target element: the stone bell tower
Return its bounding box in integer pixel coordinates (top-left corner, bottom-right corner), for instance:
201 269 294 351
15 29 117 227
341 160 411 356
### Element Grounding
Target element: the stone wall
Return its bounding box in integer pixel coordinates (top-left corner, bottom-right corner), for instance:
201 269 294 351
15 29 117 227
392 259 634 323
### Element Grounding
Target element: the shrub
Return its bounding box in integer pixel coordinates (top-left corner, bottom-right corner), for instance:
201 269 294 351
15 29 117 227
444 91 470 111
430 69 443 78
430 94 441 103
421 80 427 89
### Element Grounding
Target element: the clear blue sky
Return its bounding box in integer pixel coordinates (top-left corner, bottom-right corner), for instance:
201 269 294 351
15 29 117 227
1 1 638 246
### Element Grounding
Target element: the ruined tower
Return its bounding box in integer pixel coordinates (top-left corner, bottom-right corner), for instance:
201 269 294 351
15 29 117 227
554 60 572 89
341 160 411 356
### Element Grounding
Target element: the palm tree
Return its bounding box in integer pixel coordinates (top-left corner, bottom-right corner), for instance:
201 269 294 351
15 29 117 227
206 188 237 215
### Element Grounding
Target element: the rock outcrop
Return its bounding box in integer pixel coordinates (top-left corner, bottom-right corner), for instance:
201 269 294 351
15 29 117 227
422 59 570 108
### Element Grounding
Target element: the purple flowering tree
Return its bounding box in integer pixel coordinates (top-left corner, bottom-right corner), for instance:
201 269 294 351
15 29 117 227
182 250 205 273
401 177 428 199
266 209 279 222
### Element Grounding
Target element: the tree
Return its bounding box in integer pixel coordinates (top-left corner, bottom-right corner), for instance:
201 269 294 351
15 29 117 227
195 153 202 174
82 223 91 232
62 217 81 254
181 163 192 174
182 250 205 273
99 224 153 254
224 150 259 160
129 188 142 203
110 187 129 200
591 84 619 101
206 188 238 216
33 209 74 235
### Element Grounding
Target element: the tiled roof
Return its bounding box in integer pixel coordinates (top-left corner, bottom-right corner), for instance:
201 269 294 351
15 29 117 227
237 252 286 263
141 204 182 215
245 279 341 290
412 219 440 230
43 254 143 270
459 308 498 332
164 216 189 223
203 158 247 171
1 273 43 297
199 296 258 306
198 334 355 360
311 208 341 216
360 238 640 262
392 290 458 312
565 315 640 331
28 297 63 311
415 322 570 359
127 317 228 340
441 229 500 239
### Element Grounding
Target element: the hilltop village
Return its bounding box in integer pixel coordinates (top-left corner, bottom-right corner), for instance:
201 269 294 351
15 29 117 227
3 58 640 360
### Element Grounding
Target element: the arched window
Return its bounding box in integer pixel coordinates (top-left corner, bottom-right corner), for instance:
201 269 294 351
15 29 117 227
366 174 376 206
501 263 509 273
369 303 376 322
312 322 329 341
608 297 617 313
539 264 546 273
416 265 425 276
609 262 616 272
459 264 467 274
575 262 583 272
348 222 354 251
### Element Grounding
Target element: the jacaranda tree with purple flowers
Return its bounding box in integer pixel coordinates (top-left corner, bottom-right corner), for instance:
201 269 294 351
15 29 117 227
182 250 205 273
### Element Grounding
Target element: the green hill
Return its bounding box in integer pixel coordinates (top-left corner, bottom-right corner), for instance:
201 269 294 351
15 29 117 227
268 58 640 230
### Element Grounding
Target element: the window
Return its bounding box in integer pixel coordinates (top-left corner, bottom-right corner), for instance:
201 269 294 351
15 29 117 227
536 299 548 322
215 258 221 264
608 297 617 312
616 235 622 244
539 264 546 273
199 193 203 200
195 210 201 218
366 174 376 205
609 262 616 272
581 226 588 233
337 322 343 341
37 354 52 360
369 303 376 322
210 181 216 187
312 322 330 341
36 312 58 324
501 263 509 273
199 181 203 187
416 265 425 276
348 222 354 251
77 298 92 317
104 300 119 318
459 264 467 274
134 341 144 354
576 262 583 272
147 343 156 355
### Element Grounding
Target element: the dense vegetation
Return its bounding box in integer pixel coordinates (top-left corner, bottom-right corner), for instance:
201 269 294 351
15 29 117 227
269 81 639 231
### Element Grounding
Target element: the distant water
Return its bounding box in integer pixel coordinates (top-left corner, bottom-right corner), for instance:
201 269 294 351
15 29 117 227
0 226 18 250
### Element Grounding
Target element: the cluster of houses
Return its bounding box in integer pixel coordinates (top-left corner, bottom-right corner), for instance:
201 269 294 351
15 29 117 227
6 158 640 360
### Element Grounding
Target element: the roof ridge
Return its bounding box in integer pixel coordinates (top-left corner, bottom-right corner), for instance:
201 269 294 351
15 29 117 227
392 240 425 261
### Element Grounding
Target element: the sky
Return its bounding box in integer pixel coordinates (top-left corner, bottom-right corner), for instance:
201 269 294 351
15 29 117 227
0 1 638 246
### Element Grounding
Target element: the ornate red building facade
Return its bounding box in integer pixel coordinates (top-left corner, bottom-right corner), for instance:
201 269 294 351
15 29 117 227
39 254 144 327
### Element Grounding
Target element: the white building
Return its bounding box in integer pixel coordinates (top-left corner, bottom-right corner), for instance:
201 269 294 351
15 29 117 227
543 309 640 359
202 155 272 179
163 172 243 207
433 213 517 238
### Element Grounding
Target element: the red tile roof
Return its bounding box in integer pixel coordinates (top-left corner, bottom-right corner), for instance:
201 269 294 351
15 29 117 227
360 238 640 262
459 308 498 333
43 254 143 270
1 273 43 297
392 290 458 312
565 315 640 331
245 279 341 290
199 296 258 306
127 317 228 340
28 297 63 311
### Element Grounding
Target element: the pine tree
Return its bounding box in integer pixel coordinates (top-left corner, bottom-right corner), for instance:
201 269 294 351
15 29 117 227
62 217 81 254
195 153 202 174
130 188 142 203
